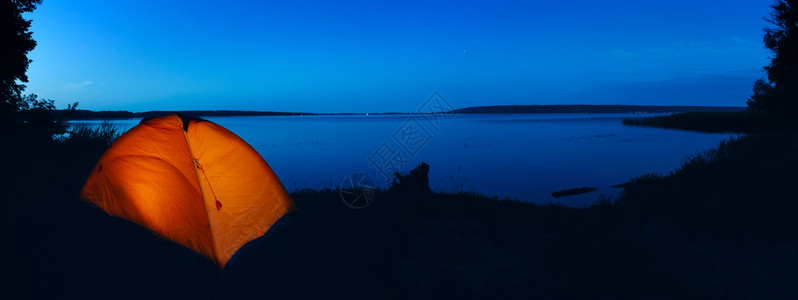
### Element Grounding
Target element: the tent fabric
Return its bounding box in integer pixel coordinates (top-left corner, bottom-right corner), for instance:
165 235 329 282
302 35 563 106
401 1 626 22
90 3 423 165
80 114 295 268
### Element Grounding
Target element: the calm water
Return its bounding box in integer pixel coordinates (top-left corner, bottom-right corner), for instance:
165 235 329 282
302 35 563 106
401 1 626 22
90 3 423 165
72 114 736 206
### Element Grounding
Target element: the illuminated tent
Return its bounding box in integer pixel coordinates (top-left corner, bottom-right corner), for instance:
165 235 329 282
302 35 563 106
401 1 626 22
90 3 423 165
80 114 295 268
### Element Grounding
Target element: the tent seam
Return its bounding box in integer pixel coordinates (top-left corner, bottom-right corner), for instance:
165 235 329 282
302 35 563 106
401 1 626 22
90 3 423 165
179 115 221 266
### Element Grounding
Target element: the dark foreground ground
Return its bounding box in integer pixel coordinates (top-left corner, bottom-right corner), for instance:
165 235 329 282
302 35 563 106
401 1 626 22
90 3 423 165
4 113 798 299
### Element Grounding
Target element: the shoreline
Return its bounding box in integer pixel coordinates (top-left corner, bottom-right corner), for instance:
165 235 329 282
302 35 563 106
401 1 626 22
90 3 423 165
61 104 746 120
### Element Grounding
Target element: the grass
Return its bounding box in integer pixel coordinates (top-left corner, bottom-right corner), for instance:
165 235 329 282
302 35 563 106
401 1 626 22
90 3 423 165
275 188 685 299
618 133 798 243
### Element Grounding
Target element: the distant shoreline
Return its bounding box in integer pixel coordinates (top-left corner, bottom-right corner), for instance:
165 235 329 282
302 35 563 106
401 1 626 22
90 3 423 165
453 104 745 114
62 105 746 120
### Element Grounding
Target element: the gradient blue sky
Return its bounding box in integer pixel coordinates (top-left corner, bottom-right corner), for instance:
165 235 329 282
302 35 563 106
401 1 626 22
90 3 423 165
26 0 773 112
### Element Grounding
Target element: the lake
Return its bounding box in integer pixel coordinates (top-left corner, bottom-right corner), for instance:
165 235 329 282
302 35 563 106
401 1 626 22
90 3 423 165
71 113 736 206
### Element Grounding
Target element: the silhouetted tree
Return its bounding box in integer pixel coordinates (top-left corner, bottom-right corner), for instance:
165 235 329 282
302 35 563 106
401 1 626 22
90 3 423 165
748 0 798 114
1 0 41 120
1 0 74 145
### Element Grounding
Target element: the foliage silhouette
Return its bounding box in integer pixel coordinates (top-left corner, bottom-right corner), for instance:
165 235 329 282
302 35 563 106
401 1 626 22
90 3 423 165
0 0 40 103
747 0 798 114
62 120 119 147
0 0 77 146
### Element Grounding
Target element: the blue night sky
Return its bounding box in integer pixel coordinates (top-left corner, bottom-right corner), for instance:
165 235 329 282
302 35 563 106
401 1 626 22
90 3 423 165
25 0 773 113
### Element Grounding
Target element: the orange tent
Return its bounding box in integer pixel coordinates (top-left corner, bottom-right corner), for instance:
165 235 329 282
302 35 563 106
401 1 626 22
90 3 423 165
80 114 295 268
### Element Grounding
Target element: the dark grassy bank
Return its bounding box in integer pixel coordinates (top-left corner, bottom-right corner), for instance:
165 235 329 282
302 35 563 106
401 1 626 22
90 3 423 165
622 111 798 133
5 117 798 298
6 184 689 299
617 111 798 297
619 133 798 296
